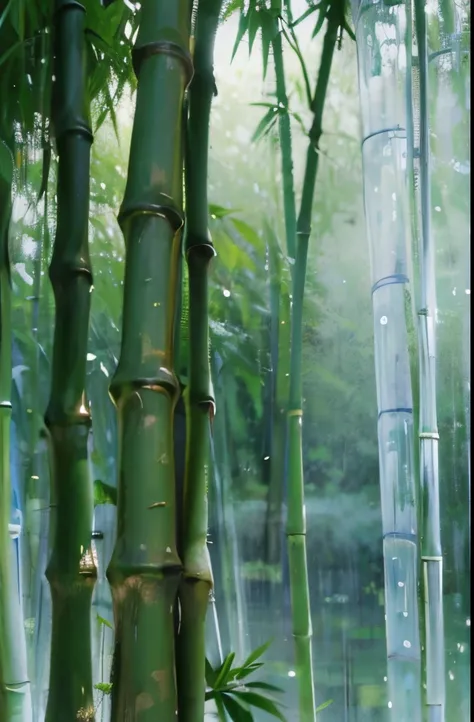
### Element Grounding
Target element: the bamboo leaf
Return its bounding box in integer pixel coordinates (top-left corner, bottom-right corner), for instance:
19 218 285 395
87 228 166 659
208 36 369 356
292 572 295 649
234 662 264 680
214 652 236 689
316 699 334 712
222 693 253 722
247 5 260 55
96 614 113 630
312 2 328 38
260 9 277 79
231 6 248 61
205 657 218 687
230 691 286 721
241 639 272 668
93 479 117 506
244 681 284 693
209 203 240 219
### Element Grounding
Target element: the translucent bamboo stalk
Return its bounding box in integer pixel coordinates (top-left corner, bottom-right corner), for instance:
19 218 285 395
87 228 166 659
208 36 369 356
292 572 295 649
351 1 423 719
106 2 192 721
0 139 32 722
44 2 96 720
410 1 446 718
177 2 222 720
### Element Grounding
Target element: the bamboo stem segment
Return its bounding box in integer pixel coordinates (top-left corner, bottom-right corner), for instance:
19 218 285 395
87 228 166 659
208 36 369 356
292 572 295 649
285 12 339 722
106 3 192 721
177 2 222 720
43 2 96 721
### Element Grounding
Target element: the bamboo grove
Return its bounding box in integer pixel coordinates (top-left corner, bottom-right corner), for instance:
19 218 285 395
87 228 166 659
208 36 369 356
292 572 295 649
0 1 470 722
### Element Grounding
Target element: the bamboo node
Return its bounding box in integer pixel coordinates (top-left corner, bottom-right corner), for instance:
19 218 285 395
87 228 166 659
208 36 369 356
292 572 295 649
419 431 439 440
288 409 303 417
132 41 194 87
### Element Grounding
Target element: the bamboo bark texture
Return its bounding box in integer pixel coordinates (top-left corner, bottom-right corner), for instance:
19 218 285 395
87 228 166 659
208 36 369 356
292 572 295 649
106 2 192 721
351 0 423 719
177 2 222 720
44 2 96 720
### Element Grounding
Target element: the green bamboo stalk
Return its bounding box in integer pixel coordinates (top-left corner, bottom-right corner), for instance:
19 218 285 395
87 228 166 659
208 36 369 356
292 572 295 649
264 236 291 566
177 2 222 720
1 138 32 722
271 4 297 263
43 2 96 721
106 2 192 721
286 10 339 721
413 1 446 719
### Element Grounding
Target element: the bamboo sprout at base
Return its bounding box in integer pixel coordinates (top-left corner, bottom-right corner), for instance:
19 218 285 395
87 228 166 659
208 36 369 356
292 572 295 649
285 12 338 721
106 2 192 721
177 2 222 720
44 2 96 720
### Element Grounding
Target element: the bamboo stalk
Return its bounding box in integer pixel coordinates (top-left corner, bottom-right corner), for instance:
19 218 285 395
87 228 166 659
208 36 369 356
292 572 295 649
351 1 423 719
177 2 222 720
286 11 339 721
413 1 446 718
43 2 96 720
0 139 32 722
271 6 297 263
106 2 192 721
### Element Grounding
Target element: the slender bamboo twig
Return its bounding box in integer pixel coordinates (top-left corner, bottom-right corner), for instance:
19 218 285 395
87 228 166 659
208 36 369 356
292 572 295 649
44 2 96 720
177 2 222 720
286 9 339 721
106 3 192 721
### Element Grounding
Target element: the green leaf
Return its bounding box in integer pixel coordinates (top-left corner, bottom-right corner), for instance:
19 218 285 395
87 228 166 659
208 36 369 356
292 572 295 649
231 7 248 61
260 9 277 79
94 682 113 695
93 479 117 507
247 5 260 55
231 691 286 721
312 3 328 38
205 657 218 687
244 681 284 693
96 614 113 630
241 639 272 669
316 699 334 712
222 693 253 722
251 107 279 143
214 652 236 689
234 663 264 680
209 203 240 219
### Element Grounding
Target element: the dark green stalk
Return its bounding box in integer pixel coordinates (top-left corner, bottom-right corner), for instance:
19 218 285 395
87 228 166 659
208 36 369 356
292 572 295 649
1 139 31 722
414 1 445 719
286 12 338 722
177 2 222 720
106 3 192 721
44 2 96 720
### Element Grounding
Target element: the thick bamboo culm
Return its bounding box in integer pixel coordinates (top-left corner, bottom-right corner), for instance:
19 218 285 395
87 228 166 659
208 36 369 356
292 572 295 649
177 2 222 720
412 0 446 718
43 2 96 720
106 2 192 721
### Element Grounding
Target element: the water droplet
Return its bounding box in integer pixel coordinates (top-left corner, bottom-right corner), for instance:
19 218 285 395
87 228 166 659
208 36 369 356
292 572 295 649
223 289 231 297
449 671 455 680
465 289 471 295
380 316 388 325
288 670 296 678
403 640 411 648
434 206 441 212
398 581 404 587
466 618 471 627
452 288 457 296
383 676 387 682
388 701 393 709
403 612 408 617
